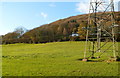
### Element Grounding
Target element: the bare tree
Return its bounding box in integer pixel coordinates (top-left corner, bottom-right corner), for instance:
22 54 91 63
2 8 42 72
14 26 28 38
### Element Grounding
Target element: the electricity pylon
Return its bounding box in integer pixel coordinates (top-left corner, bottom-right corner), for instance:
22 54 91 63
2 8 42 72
83 0 119 61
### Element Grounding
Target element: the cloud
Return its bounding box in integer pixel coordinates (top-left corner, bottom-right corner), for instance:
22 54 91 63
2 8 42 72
114 0 120 2
49 3 56 7
76 0 119 13
40 12 47 18
76 2 89 14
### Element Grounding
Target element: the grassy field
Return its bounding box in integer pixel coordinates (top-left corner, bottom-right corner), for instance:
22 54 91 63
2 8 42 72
2 41 120 76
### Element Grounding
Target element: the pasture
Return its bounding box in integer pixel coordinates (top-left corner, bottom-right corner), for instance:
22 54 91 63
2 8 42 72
2 41 120 76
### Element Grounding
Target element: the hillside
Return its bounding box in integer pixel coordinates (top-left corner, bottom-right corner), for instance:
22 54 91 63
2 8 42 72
2 12 120 44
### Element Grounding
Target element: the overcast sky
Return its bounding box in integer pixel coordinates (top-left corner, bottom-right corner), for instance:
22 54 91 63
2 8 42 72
0 0 119 35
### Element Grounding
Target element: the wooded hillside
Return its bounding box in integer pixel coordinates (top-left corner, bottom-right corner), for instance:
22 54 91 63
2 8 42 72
2 12 120 44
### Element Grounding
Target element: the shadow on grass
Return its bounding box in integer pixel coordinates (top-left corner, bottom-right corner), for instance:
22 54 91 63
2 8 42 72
77 57 120 62
77 58 105 62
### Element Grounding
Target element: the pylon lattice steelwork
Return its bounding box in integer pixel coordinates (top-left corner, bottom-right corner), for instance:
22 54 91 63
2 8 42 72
83 0 119 61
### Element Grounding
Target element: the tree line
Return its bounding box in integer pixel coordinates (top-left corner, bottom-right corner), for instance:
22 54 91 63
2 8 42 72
1 12 120 44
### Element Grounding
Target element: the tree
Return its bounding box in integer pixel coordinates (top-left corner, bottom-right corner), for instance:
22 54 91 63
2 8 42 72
62 28 69 41
0 35 3 44
78 21 87 40
63 28 68 36
57 25 63 35
56 25 63 41
72 28 77 34
2 32 20 44
14 27 28 38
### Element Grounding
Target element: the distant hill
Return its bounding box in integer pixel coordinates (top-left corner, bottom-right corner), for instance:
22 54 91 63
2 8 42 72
2 12 120 44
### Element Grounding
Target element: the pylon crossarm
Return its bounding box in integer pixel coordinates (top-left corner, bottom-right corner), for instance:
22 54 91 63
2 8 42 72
90 14 112 30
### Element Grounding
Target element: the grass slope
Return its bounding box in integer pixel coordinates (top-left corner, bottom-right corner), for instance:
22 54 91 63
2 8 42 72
2 41 120 76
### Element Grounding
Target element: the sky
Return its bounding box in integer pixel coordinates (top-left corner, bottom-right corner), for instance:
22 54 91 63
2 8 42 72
0 0 119 35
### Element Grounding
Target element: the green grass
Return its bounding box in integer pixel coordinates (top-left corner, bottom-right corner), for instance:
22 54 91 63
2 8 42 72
2 41 120 76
